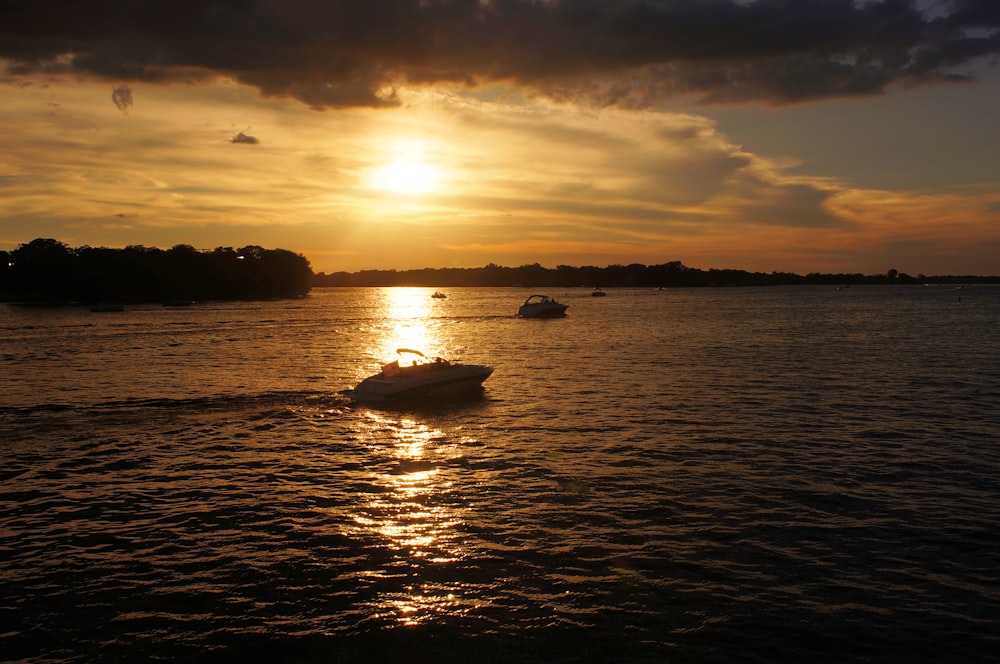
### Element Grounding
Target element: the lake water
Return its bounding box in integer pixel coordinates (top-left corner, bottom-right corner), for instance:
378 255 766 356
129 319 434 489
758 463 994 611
2 285 999 662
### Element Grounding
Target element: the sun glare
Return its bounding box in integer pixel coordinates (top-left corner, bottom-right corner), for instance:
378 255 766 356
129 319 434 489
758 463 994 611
373 142 440 194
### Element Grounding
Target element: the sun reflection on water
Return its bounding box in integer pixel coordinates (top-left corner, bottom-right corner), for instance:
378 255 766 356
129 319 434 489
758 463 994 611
347 287 487 626
351 410 477 626
376 584 474 627
372 287 441 361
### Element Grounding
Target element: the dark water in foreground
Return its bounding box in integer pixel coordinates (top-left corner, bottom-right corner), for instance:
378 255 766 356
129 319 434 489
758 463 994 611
2 286 999 662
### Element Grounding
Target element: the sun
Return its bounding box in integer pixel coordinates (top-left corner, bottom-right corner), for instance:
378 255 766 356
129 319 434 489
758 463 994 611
372 142 440 195
377 159 436 194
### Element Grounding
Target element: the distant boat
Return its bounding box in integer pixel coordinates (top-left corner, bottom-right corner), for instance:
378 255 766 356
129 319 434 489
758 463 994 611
518 294 568 318
591 287 607 297
90 303 124 312
341 349 492 403
431 291 447 299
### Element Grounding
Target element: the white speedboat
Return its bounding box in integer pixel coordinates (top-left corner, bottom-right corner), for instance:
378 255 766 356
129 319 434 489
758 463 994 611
517 294 568 318
342 349 493 402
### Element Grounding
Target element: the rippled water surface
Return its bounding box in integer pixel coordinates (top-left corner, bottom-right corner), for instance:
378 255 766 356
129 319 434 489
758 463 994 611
3 286 999 662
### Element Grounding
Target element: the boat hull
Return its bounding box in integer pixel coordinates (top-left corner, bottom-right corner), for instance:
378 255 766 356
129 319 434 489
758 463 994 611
344 365 493 403
517 294 568 318
518 304 568 318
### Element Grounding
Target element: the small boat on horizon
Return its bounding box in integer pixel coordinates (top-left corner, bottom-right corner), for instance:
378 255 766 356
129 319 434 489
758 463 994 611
591 287 607 297
431 291 447 299
341 348 493 403
517 294 569 318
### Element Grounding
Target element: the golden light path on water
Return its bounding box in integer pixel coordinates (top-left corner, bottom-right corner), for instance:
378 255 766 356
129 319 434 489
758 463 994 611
352 287 481 626
376 288 437 362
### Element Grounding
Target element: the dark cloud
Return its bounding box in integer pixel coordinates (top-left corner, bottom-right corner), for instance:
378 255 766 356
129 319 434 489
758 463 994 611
231 130 259 144
2 1 998 109
111 85 133 113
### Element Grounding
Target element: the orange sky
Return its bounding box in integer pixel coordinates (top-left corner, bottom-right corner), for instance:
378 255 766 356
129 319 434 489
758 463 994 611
2 1 999 276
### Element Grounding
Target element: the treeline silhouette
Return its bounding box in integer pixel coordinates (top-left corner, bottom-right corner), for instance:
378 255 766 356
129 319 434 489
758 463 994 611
314 262 999 288
5 239 996 304
1 238 312 303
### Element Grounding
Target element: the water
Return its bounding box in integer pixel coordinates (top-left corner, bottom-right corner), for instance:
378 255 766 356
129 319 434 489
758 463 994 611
2 285 999 662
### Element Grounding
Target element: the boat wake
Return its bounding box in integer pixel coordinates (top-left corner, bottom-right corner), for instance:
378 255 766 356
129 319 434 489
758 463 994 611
0 390 346 423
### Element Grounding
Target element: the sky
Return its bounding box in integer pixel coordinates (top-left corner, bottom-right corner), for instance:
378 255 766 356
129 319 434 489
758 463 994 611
1 0 999 276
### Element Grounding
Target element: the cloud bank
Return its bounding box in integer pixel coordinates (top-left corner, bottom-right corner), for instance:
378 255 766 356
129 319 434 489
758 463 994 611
2 0 998 109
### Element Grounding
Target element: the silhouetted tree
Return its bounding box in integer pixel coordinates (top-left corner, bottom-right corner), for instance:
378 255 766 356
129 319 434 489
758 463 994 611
0 239 313 303
9 239 76 301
